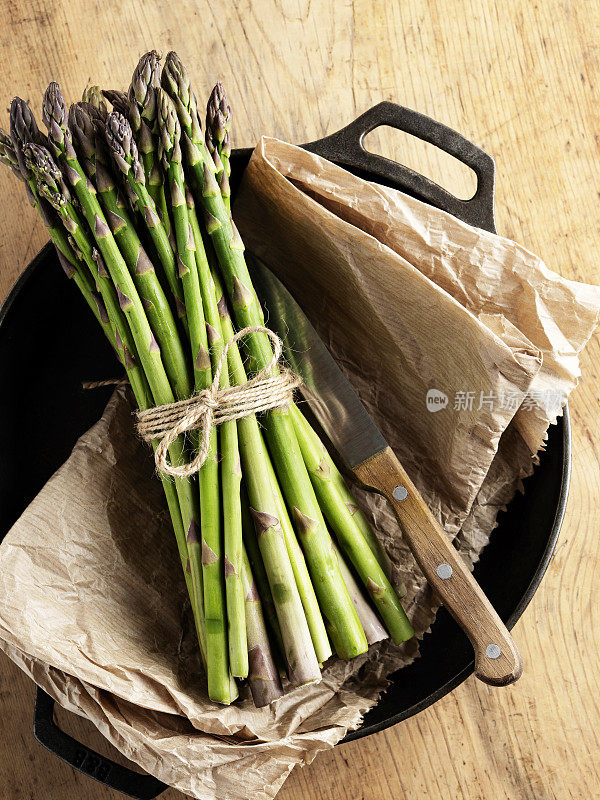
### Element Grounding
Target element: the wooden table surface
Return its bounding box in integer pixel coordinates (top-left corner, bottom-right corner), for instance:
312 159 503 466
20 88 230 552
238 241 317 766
1 2 599 799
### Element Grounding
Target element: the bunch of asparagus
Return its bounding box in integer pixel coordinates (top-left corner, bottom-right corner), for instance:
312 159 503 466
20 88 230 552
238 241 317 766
0 51 414 707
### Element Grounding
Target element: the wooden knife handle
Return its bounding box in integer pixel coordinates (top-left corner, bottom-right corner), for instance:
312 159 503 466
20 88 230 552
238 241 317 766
354 446 523 686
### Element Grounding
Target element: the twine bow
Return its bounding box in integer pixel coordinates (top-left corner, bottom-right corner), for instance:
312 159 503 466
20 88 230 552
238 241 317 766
136 326 301 478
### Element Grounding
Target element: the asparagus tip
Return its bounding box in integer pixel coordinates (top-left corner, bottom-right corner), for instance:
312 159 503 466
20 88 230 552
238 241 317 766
42 81 68 133
129 50 162 129
82 85 108 115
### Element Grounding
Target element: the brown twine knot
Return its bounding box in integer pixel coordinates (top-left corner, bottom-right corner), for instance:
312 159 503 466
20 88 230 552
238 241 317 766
136 326 301 478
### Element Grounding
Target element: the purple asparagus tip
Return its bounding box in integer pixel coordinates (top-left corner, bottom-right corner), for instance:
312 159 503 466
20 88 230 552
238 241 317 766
116 284 133 310
292 507 318 536
205 322 220 345
92 292 109 324
174 295 187 319
194 343 211 371
135 246 154 275
186 519 200 544
201 540 218 565
57 251 76 278
170 178 185 207
92 248 109 278
94 214 111 238
224 555 237 578
203 208 221 235
249 508 280 536
122 346 136 368
106 209 126 233
216 295 229 319
177 255 190 278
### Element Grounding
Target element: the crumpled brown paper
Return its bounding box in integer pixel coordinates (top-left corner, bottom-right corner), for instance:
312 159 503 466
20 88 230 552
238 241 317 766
0 137 599 800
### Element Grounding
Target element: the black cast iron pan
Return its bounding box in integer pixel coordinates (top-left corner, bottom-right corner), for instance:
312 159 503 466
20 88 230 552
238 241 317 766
0 102 570 798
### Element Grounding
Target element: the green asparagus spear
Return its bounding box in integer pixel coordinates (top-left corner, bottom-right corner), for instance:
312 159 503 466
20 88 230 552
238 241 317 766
261 431 332 665
157 87 232 703
6 105 114 349
205 82 231 211
41 86 214 671
70 105 192 399
75 90 208 661
19 139 159 521
104 111 187 327
214 273 321 684
162 54 367 659
24 143 148 410
332 541 388 646
15 118 211 677
42 201 116 347
290 407 413 643
185 190 247 678
128 50 170 236
43 84 172 407
289 404 396 582
241 546 284 706
240 488 285 663
221 406 246 678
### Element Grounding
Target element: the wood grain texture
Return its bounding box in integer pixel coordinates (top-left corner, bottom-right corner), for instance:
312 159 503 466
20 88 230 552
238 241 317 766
0 1 599 799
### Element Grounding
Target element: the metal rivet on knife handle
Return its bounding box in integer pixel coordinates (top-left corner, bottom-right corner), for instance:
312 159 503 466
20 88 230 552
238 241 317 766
486 643 502 660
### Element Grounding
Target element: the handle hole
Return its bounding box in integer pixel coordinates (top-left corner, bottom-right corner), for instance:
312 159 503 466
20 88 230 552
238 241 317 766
363 126 478 201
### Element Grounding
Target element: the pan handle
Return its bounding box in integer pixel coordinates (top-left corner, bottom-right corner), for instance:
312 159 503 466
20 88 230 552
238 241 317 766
304 101 496 233
34 687 167 799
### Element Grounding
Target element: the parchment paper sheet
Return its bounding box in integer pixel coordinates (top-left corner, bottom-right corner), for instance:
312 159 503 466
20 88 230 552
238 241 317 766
0 137 599 799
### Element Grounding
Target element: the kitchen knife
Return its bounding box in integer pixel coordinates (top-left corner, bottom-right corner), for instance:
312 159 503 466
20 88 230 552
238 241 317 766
251 257 523 686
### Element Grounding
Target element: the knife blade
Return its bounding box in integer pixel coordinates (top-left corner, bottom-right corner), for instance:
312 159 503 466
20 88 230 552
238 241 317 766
250 256 523 687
